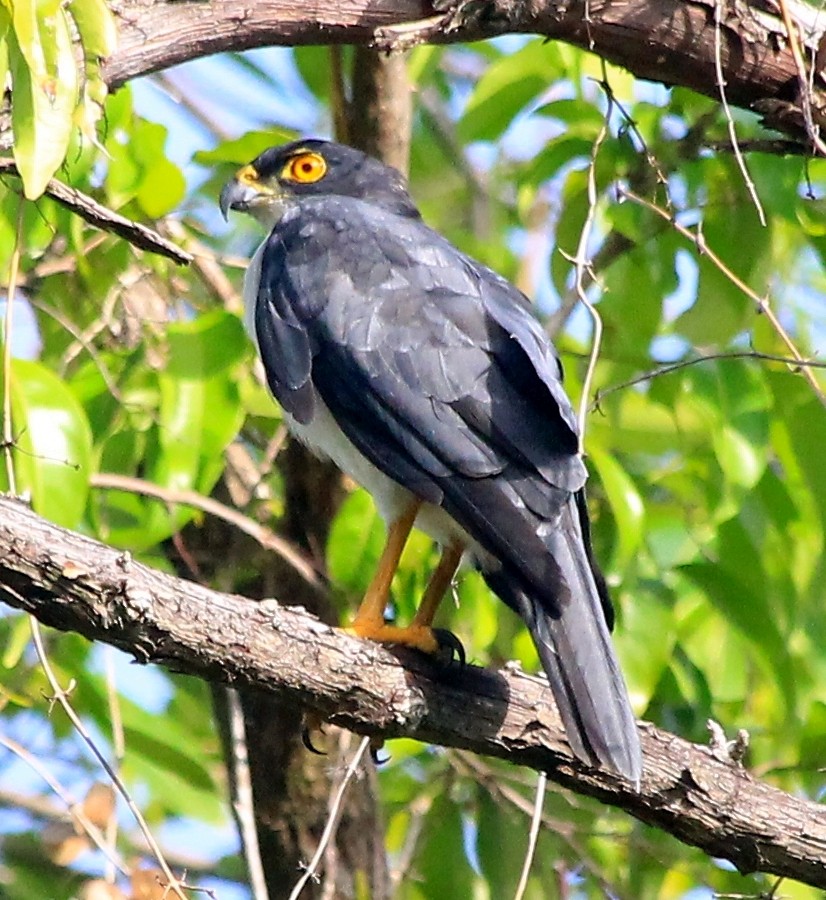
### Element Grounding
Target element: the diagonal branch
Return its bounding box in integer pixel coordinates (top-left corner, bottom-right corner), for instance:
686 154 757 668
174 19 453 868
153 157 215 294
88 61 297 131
1 495 826 889
0 159 192 265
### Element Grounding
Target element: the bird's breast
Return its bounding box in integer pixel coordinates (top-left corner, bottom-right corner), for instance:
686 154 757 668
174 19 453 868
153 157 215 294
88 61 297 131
283 398 488 561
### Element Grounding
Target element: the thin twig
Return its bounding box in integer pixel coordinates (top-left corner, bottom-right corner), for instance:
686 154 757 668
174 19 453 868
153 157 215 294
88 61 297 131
0 734 129 876
90 471 323 588
387 792 432 891
594 349 826 405
619 187 826 407
713 0 766 225
3 200 23 493
160 220 242 313
0 786 237 880
513 771 547 900
30 297 124 400
568 72 611 445
777 0 826 156
28 618 190 900
226 689 270 900
0 159 193 265
450 750 615 890
103 646 125 885
287 736 371 900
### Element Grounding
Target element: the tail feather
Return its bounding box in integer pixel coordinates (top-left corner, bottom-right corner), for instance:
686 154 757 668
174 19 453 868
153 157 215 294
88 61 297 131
483 496 642 786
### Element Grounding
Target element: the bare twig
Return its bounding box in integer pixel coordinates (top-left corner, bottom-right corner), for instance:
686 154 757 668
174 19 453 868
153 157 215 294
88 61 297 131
30 298 124 400
565 74 612 445
226 689 270 900
387 792 432 891
2 200 23 492
27 618 189 900
90 471 323 589
160 220 242 313
287 736 371 900
619 187 826 407
0 735 129 876
713 0 766 225
513 771 547 900
0 159 192 265
450 750 615 890
593 350 826 405
103 647 125 885
777 0 826 156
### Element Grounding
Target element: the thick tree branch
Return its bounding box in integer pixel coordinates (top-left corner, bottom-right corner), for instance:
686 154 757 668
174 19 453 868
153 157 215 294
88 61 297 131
102 0 826 143
1 495 826 888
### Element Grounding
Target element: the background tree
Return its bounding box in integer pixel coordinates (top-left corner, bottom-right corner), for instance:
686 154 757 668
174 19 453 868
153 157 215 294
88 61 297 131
1 1 826 898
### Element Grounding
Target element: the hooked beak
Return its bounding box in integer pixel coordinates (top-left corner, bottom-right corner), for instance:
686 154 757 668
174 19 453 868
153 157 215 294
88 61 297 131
220 177 257 221
220 164 283 221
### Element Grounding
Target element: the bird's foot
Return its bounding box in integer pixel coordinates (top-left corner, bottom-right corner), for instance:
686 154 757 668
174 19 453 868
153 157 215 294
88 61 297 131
301 712 327 755
370 736 389 765
345 620 465 666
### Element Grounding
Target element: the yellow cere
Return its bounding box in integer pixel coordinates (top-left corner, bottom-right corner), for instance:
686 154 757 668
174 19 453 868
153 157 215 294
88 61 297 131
237 164 260 185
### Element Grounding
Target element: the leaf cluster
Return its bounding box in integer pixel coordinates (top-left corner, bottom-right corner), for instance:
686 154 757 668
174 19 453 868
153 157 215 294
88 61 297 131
1 34 826 900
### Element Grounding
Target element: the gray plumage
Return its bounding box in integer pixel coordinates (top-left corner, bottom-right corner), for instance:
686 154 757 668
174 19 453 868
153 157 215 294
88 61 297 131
223 139 642 784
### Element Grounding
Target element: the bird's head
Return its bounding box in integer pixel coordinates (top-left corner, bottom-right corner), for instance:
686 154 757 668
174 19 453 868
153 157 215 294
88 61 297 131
219 139 418 226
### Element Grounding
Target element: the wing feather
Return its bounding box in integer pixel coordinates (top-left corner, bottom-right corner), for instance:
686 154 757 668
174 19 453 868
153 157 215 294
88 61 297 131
251 194 640 780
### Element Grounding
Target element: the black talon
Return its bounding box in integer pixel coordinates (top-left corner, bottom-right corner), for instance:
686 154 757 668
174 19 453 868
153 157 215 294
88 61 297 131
370 736 389 765
432 628 466 666
301 721 326 755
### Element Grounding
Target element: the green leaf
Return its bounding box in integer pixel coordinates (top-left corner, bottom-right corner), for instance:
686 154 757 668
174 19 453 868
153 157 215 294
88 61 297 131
136 156 186 218
123 725 216 793
9 10 77 198
132 120 185 218
153 310 246 495
0 9 9 87
588 447 645 572
327 489 385 595
1 612 31 669
458 39 562 142
68 0 119 57
476 789 524 898
680 555 794 707
194 128 296 167
0 358 92 528
415 795 475 899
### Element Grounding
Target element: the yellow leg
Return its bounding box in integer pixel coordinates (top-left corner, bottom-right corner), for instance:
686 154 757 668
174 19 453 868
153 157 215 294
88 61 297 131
350 498 421 631
348 517 465 656
413 541 464 627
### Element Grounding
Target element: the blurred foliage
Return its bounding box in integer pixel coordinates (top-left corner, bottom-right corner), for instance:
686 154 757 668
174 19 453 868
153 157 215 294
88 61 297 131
0 0 117 198
1 29 826 900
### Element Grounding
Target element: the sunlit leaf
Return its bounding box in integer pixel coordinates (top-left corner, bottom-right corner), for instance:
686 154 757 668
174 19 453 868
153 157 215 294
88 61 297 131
194 128 297 167
9 12 77 198
68 0 119 57
327 489 385 595
458 39 562 142
0 358 92 528
588 446 645 572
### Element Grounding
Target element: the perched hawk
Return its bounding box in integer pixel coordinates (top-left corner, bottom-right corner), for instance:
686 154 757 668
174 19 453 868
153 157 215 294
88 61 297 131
220 139 641 784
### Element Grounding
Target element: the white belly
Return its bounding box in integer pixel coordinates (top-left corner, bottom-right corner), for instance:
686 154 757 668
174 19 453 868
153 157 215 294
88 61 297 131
244 236 492 563
284 399 492 563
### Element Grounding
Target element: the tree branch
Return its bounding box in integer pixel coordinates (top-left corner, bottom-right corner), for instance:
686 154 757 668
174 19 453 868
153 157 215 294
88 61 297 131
1 496 825 888
0 159 192 265
102 0 826 144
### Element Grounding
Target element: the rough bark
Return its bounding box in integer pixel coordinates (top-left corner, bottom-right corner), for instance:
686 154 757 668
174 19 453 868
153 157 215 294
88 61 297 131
179 476 387 900
100 0 826 143
2 495 826 889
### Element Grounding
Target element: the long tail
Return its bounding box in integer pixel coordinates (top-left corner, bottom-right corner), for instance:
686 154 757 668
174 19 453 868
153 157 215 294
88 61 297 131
482 495 642 786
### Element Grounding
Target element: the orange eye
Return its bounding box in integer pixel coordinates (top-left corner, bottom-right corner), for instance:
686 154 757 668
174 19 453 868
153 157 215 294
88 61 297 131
283 152 327 184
